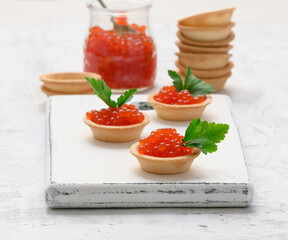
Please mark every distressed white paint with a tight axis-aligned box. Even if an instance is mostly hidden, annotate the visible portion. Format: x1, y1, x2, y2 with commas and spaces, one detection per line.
1, 21, 288, 239
46, 95, 252, 208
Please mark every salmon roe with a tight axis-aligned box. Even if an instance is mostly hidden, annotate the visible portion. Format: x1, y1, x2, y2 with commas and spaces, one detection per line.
154, 86, 206, 105
86, 104, 144, 126
139, 128, 193, 157
84, 25, 156, 89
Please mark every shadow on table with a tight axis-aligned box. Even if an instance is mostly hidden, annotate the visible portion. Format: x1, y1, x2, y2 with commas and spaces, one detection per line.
46, 206, 255, 217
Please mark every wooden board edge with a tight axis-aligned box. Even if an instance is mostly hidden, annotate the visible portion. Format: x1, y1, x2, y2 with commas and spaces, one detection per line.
45, 182, 253, 208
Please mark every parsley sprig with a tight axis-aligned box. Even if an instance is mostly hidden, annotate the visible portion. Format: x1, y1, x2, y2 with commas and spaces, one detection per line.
182, 118, 229, 155
168, 67, 215, 97
85, 77, 137, 108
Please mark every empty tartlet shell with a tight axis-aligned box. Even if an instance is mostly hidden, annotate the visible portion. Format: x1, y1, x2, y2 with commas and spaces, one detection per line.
177, 70, 232, 92
175, 60, 234, 78
175, 40, 233, 54
178, 8, 236, 27
176, 52, 232, 70
176, 30, 235, 47
130, 142, 201, 174
40, 72, 101, 94
199, 72, 232, 91
83, 113, 150, 143
178, 22, 235, 42
41, 85, 93, 97
148, 92, 212, 121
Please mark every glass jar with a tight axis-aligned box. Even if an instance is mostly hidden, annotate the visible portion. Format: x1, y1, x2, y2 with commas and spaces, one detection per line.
84, 0, 157, 92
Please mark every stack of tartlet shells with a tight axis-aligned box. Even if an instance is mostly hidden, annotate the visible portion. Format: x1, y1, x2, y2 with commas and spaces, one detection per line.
176, 8, 235, 91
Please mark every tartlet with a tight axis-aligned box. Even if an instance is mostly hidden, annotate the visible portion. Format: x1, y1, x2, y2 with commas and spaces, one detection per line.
40, 72, 100, 94
196, 72, 232, 92
84, 113, 150, 143
178, 8, 236, 27
40, 85, 93, 97
176, 30, 235, 47
148, 67, 214, 121
175, 59, 234, 79
178, 22, 235, 42
148, 92, 212, 121
130, 119, 229, 175
130, 142, 201, 174
84, 77, 150, 142
177, 71, 232, 92
176, 52, 232, 70
175, 40, 233, 54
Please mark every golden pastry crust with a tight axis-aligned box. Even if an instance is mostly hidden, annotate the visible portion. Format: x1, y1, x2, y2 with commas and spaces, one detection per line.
83, 113, 150, 143
175, 40, 233, 54
40, 85, 93, 97
148, 92, 213, 121
178, 22, 235, 42
176, 70, 232, 92
130, 142, 201, 174
40, 72, 101, 94
178, 8, 236, 27
176, 30, 235, 47
175, 60, 234, 79
176, 52, 232, 70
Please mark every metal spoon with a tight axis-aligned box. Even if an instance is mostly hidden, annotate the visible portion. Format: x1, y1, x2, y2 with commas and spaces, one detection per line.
97, 0, 138, 35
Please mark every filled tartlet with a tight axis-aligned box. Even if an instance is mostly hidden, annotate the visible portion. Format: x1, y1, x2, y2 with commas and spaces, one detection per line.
148, 67, 215, 121
130, 118, 229, 174
84, 78, 150, 142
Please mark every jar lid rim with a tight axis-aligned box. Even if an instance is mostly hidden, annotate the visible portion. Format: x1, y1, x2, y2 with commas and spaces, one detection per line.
87, 0, 152, 12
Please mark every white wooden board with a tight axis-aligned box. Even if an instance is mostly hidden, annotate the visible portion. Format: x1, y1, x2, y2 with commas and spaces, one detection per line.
45, 94, 253, 208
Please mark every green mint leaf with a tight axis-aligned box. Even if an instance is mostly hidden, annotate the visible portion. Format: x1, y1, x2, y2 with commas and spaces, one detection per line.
168, 70, 184, 91
184, 67, 215, 97
85, 77, 117, 107
182, 118, 229, 155
116, 88, 137, 107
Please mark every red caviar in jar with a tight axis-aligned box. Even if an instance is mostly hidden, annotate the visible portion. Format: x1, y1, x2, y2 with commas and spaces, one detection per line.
86, 104, 144, 126
139, 128, 193, 157
153, 86, 206, 105
84, 25, 156, 89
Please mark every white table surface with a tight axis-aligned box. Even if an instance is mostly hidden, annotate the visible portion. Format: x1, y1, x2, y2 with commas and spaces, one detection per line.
0, 19, 288, 239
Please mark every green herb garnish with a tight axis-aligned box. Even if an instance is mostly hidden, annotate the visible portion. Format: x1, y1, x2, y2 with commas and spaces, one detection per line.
168, 67, 215, 97
182, 118, 229, 155
85, 77, 137, 108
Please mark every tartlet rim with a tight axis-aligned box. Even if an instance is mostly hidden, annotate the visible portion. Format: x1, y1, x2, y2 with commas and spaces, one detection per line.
148, 92, 213, 109
176, 30, 235, 45
177, 22, 235, 31
40, 72, 101, 84
178, 7, 236, 26
83, 112, 151, 130
175, 52, 232, 59
130, 142, 201, 162
175, 59, 234, 74
175, 40, 233, 51
176, 70, 232, 82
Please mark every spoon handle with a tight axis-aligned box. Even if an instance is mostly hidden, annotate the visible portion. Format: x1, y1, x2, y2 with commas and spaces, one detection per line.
96, 0, 138, 35
97, 0, 107, 9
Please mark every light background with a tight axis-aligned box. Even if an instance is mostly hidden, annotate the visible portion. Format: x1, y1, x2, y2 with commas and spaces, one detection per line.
1, 0, 288, 239
1, 0, 288, 27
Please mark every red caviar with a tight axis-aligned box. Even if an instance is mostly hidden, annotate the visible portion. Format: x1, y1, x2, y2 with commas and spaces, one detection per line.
139, 128, 193, 157
84, 25, 156, 89
86, 104, 144, 126
114, 15, 147, 32
154, 86, 206, 105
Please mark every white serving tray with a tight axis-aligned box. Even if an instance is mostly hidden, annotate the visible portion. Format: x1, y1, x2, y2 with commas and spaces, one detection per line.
45, 94, 253, 208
